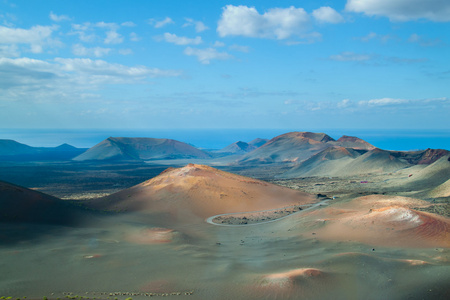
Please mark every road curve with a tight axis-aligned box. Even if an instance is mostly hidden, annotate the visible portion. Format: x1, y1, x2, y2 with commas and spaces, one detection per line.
205, 200, 330, 227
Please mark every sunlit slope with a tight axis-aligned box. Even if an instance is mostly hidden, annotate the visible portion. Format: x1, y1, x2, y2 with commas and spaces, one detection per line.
329, 135, 376, 150
388, 154, 450, 191
279, 147, 410, 178
90, 164, 317, 223
73, 137, 210, 161
430, 179, 450, 198
238, 132, 375, 165
238, 132, 335, 164
298, 195, 450, 248
277, 146, 360, 178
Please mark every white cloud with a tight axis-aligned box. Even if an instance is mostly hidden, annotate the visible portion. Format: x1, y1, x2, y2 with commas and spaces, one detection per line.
129, 32, 141, 42
361, 32, 377, 41
150, 17, 174, 28
121, 21, 136, 27
72, 23, 90, 31
0, 44, 19, 57
408, 33, 443, 47
119, 49, 133, 55
213, 41, 225, 47
360, 98, 408, 106
337, 99, 352, 108
346, 0, 450, 22
217, 5, 310, 40
0, 25, 58, 54
355, 97, 450, 109
286, 97, 450, 113
184, 47, 233, 64
229, 44, 249, 53
70, 22, 125, 44
183, 18, 208, 32
95, 22, 119, 30
104, 30, 123, 44
0, 57, 182, 103
162, 32, 202, 45
49, 11, 72, 22
0, 25, 55, 44
54, 58, 181, 78
72, 44, 111, 57
312, 7, 344, 23
71, 23, 97, 42
329, 51, 372, 61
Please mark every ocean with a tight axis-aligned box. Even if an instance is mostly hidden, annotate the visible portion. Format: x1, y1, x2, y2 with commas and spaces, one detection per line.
0, 128, 449, 151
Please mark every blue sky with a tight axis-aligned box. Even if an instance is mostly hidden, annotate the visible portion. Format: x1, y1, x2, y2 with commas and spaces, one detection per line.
0, 0, 449, 130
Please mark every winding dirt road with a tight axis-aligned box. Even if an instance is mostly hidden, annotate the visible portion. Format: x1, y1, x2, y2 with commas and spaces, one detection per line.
205, 199, 330, 227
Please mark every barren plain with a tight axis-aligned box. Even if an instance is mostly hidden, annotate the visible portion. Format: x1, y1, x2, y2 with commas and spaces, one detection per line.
0, 132, 449, 300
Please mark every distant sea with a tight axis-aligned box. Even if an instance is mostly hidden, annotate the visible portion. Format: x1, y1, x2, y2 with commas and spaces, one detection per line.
0, 128, 449, 151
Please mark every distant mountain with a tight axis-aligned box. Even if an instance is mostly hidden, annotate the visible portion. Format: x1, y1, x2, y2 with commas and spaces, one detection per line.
237, 132, 336, 165
0, 139, 86, 161
278, 147, 410, 178
54, 143, 79, 151
73, 137, 211, 161
215, 141, 257, 154
343, 148, 411, 174
277, 146, 360, 178
331, 135, 375, 150
88, 164, 316, 225
0, 139, 35, 156
390, 148, 449, 165
248, 138, 269, 148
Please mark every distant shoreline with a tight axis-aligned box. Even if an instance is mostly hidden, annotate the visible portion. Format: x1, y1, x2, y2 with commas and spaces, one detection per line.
1, 128, 449, 151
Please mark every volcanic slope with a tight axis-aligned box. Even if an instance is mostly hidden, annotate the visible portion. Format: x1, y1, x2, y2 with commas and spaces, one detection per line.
279, 147, 410, 178
277, 146, 361, 178
430, 179, 450, 198
0, 180, 88, 225
248, 138, 269, 148
297, 195, 450, 248
329, 135, 375, 150
238, 132, 375, 165
387, 154, 450, 192
0, 139, 86, 160
73, 137, 210, 161
238, 132, 335, 164
90, 164, 317, 225
0, 139, 35, 155
215, 141, 257, 154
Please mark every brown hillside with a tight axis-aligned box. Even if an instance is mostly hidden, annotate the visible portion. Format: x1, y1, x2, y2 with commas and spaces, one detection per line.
302, 195, 450, 248
0, 181, 86, 225
238, 132, 335, 164
90, 164, 316, 225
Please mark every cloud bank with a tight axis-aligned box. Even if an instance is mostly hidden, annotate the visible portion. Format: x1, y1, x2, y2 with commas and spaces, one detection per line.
346, 0, 450, 22
184, 47, 233, 64
312, 7, 345, 23
217, 5, 310, 40
0, 57, 182, 103
163, 33, 202, 45
0, 25, 58, 54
